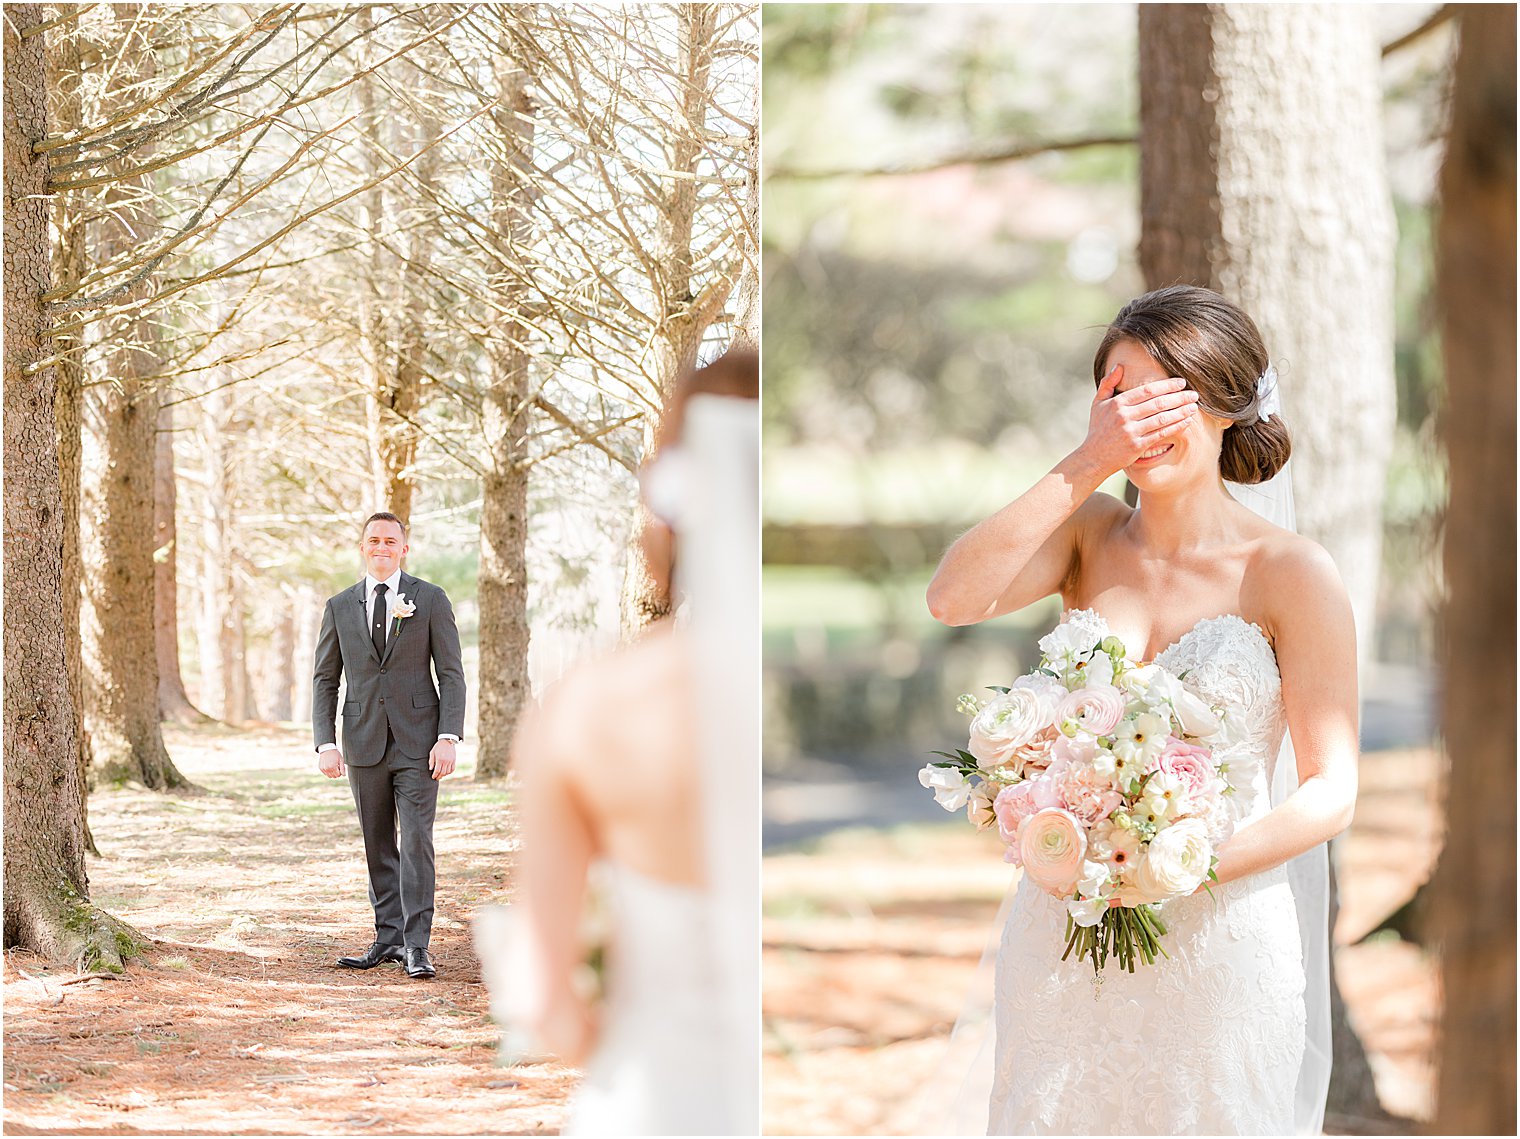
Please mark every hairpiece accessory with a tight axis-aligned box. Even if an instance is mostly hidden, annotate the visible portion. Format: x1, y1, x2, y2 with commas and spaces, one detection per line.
1256, 364, 1281, 424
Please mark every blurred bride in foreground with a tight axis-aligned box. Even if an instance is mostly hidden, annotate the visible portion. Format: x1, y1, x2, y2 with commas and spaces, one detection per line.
480, 349, 758, 1136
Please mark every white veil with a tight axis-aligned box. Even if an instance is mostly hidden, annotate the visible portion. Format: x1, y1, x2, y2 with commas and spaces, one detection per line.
677, 393, 762, 1134
910, 457, 1331, 1136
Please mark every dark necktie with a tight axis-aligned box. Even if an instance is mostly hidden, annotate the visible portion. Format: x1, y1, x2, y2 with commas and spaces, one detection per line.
372, 583, 388, 657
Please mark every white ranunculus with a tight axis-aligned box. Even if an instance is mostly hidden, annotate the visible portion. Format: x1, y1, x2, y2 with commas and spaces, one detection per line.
919, 764, 971, 811
1134, 818, 1213, 900
968, 689, 1045, 765
1011, 672, 1067, 727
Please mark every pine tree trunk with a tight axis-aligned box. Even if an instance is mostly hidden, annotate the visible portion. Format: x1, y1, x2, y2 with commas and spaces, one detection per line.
196, 380, 233, 720
155, 399, 208, 723
264, 597, 296, 723
474, 53, 536, 781
620, 5, 728, 634
81, 324, 187, 786
1431, 7, 1517, 1134
47, 29, 97, 851
1137, 5, 1395, 1123
3, 4, 134, 967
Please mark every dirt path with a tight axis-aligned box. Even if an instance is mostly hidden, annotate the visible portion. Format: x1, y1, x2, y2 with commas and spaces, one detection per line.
3, 723, 574, 1136
763, 747, 1443, 1136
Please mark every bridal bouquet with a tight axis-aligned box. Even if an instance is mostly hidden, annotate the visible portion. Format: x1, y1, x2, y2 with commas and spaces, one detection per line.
919, 626, 1237, 974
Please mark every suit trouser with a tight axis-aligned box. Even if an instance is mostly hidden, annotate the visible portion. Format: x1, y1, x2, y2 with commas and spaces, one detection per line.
347, 735, 439, 948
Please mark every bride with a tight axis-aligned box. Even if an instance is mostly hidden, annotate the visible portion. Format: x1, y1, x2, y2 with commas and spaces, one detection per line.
926, 285, 1358, 1135
504, 349, 758, 1136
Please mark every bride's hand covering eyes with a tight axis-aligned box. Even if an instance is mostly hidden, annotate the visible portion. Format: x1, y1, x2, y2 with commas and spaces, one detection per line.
1079, 365, 1201, 477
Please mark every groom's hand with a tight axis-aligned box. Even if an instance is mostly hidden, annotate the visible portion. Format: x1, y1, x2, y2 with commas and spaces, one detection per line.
318, 748, 346, 779
429, 739, 457, 781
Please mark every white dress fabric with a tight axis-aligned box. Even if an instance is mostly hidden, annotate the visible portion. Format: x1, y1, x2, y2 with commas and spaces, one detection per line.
988, 608, 1308, 1135
564, 862, 734, 1136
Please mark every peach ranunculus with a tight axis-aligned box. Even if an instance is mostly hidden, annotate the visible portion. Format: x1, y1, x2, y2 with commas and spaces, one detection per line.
1019, 808, 1088, 896
1149, 738, 1218, 798
1056, 684, 1126, 737
968, 689, 1047, 766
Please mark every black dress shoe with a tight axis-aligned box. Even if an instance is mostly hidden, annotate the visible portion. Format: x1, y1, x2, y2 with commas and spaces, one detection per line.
337, 942, 405, 969
404, 947, 436, 979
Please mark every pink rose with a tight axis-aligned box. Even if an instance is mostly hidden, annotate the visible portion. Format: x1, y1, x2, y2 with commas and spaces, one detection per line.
1056, 684, 1126, 736
1019, 807, 1088, 896
1150, 738, 1216, 797
992, 779, 1056, 852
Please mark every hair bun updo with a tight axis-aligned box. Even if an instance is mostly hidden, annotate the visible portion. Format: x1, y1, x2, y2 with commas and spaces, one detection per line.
1093, 285, 1292, 485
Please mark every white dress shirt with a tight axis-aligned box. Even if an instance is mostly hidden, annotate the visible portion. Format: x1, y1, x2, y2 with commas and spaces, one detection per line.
316, 570, 459, 753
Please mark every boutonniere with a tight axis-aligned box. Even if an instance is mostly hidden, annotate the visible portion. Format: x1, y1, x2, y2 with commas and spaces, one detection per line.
392, 593, 416, 637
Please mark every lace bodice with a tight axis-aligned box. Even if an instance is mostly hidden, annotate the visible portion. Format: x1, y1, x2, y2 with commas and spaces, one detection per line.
1061, 607, 1287, 821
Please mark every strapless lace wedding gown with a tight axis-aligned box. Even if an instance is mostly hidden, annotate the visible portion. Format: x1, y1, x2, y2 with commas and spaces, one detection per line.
565, 863, 734, 1136
988, 609, 1307, 1135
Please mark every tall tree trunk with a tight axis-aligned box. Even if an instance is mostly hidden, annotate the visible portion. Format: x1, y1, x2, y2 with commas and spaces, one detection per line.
1137, 5, 1395, 1123
1431, 6, 1516, 1135
155, 399, 209, 722
475, 53, 537, 781
4, 4, 134, 967
73, 5, 187, 789
195, 379, 234, 721
620, 5, 731, 634
47, 25, 97, 851
264, 592, 296, 722
291, 586, 321, 731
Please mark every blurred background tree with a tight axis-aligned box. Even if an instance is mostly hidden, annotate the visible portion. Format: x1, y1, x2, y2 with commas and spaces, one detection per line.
761, 4, 1482, 1133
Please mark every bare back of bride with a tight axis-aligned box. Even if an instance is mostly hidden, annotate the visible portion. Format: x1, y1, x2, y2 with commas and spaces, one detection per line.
926, 286, 1359, 1135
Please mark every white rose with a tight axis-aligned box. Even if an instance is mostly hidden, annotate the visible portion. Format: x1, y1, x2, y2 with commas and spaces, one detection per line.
968, 689, 1045, 765
1134, 818, 1213, 900
918, 764, 970, 811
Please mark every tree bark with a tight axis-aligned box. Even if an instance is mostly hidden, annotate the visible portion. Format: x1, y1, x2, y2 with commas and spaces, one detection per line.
155, 398, 209, 722
474, 50, 537, 781
4, 3, 135, 968
195, 378, 234, 721
620, 5, 731, 634
47, 23, 97, 851
1431, 6, 1517, 1135
1137, 4, 1396, 1122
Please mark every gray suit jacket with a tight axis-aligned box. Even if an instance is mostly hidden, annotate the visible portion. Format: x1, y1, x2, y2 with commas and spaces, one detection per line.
312, 571, 467, 765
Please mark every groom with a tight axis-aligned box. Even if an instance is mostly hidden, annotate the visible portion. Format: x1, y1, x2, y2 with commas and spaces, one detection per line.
312, 511, 466, 980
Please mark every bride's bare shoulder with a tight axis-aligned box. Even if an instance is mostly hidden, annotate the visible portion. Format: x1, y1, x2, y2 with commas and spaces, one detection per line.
515, 622, 690, 771
1248, 529, 1352, 635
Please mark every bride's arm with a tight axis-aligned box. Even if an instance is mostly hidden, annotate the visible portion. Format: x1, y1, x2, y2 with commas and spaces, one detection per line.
1209, 540, 1360, 886
926, 366, 1199, 625
513, 692, 600, 1066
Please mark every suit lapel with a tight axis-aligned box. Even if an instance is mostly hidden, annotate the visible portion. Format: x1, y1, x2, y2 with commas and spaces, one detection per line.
348, 581, 383, 665
380, 573, 414, 665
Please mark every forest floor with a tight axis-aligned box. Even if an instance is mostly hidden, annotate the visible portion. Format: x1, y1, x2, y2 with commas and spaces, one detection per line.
763, 746, 1443, 1136
3, 723, 572, 1136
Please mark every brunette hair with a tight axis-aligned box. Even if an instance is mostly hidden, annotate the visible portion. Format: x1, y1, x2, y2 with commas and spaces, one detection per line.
361, 511, 408, 539
1092, 285, 1291, 484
